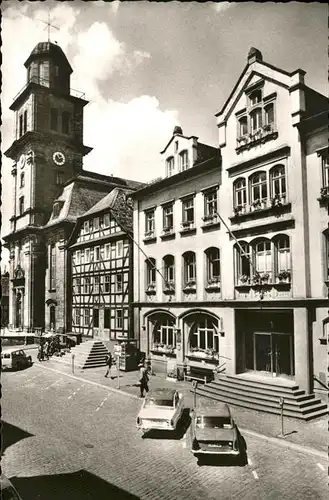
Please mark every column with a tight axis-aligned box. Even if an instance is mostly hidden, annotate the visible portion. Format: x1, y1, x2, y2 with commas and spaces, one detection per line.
222, 308, 236, 375
293, 308, 311, 394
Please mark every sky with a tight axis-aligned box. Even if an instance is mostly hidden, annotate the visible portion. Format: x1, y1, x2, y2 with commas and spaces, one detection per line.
1, 0, 328, 268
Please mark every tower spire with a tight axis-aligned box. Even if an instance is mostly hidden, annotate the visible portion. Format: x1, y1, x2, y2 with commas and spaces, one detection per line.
38, 10, 59, 42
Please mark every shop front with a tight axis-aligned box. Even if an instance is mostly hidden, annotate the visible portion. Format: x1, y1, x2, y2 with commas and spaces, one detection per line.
236, 310, 295, 380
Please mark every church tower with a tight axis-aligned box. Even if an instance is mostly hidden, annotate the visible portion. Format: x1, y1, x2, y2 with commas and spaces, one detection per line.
4, 41, 92, 331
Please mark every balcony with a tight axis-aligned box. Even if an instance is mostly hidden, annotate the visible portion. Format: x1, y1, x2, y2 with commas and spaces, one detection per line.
179, 221, 196, 236
236, 123, 278, 154
12, 76, 86, 102
230, 195, 291, 223
143, 230, 156, 244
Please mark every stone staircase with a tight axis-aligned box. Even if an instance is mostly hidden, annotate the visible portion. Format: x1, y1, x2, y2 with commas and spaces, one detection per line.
69, 340, 109, 369
193, 374, 328, 421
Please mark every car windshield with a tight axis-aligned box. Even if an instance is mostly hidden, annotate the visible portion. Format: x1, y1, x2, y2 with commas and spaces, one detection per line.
196, 416, 232, 429
144, 398, 173, 408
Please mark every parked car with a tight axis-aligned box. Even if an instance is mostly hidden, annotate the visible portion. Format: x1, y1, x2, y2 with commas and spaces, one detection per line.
1, 348, 32, 371
0, 474, 22, 500
136, 388, 184, 433
190, 403, 240, 457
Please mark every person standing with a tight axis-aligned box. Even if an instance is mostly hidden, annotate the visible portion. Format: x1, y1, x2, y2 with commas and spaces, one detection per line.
104, 351, 113, 378
139, 362, 149, 398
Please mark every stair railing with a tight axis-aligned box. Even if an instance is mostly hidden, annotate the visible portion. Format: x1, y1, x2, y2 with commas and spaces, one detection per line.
313, 375, 329, 391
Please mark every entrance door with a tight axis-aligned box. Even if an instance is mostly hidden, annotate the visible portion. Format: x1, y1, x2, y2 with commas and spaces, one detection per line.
50, 306, 56, 332
273, 333, 293, 376
254, 333, 272, 373
15, 293, 22, 329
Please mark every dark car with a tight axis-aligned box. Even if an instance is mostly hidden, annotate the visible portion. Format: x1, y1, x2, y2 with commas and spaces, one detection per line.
190, 403, 240, 457
1, 348, 32, 371
0, 475, 22, 500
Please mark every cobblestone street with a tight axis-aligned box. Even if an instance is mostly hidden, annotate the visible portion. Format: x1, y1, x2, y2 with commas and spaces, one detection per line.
1, 364, 327, 500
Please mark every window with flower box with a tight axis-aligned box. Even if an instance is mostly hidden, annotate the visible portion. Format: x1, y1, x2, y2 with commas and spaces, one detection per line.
162, 203, 174, 232
181, 197, 195, 229
270, 165, 286, 204
250, 108, 262, 133
203, 189, 218, 224
233, 178, 247, 214
189, 317, 219, 357
276, 236, 291, 280
145, 209, 155, 238
205, 247, 221, 288
250, 171, 267, 209
153, 318, 176, 353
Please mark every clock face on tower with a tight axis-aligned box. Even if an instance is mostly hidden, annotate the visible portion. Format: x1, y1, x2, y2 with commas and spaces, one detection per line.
52, 151, 66, 166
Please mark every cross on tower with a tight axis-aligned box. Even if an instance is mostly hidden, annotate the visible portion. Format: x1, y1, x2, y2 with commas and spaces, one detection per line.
38, 11, 59, 42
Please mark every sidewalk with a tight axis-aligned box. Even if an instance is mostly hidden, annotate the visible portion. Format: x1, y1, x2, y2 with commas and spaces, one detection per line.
36, 356, 327, 458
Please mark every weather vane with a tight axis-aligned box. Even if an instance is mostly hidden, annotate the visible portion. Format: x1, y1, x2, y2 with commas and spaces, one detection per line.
38, 10, 59, 42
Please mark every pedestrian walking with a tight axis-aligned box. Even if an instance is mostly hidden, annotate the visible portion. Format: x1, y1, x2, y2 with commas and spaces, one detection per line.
37, 344, 44, 362
139, 362, 149, 398
104, 352, 113, 378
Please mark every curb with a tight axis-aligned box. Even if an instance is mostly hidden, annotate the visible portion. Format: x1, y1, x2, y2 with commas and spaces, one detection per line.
35, 363, 327, 460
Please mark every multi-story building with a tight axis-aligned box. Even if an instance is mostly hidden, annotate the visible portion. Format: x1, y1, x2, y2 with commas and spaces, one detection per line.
132, 48, 328, 407
67, 183, 142, 347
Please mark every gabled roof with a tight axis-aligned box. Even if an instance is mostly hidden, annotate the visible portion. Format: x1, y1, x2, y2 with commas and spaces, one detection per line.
160, 133, 198, 155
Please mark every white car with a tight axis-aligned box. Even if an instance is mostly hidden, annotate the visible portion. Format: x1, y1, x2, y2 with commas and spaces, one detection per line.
136, 388, 184, 433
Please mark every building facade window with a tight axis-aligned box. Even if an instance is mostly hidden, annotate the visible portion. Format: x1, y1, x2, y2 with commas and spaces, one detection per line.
23, 110, 28, 134
145, 209, 155, 237
249, 89, 262, 106
84, 309, 90, 326
116, 309, 123, 329
116, 240, 123, 258
322, 155, 329, 188
250, 171, 267, 206
204, 190, 218, 218
95, 246, 100, 261
255, 240, 272, 279
94, 276, 100, 294
20, 173, 25, 188
83, 221, 89, 234
250, 108, 262, 132
56, 172, 64, 185
74, 308, 80, 326
146, 258, 156, 287
179, 150, 188, 171
94, 217, 99, 231
163, 255, 175, 286
19, 115, 23, 137
181, 197, 194, 227
116, 273, 123, 292
153, 318, 176, 347
205, 247, 221, 284
49, 244, 56, 290
50, 108, 58, 131
183, 251, 196, 285
264, 103, 274, 127
104, 275, 110, 293
325, 232, 329, 281
270, 165, 286, 200
189, 317, 219, 352
84, 277, 91, 294
234, 178, 247, 210
104, 213, 110, 227
19, 196, 24, 215
163, 203, 174, 231
276, 235, 291, 274
166, 157, 174, 177
238, 116, 248, 137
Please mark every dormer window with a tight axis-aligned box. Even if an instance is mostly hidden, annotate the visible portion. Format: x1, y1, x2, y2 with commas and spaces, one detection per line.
179, 150, 188, 171
166, 157, 174, 177
250, 108, 262, 132
53, 201, 64, 218
174, 140, 178, 153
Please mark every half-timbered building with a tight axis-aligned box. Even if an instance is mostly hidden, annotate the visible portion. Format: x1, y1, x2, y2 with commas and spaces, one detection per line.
68, 187, 137, 347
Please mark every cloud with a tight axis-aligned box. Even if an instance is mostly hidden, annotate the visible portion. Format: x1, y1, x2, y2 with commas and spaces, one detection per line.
83, 95, 179, 182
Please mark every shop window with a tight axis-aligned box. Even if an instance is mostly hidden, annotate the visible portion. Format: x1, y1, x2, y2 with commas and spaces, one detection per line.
183, 251, 196, 286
